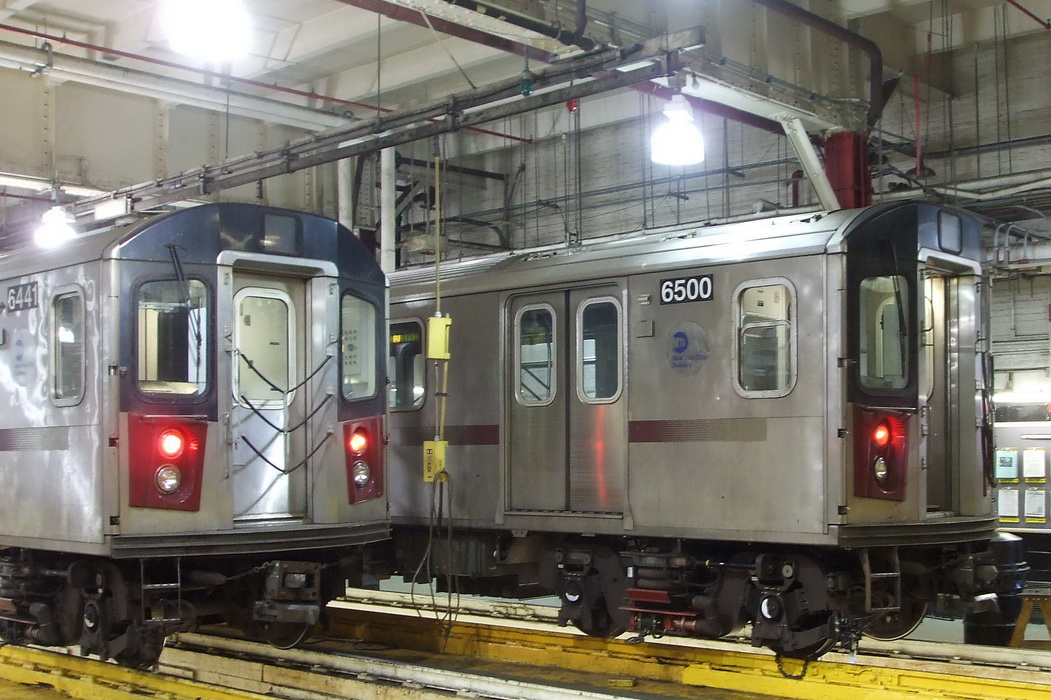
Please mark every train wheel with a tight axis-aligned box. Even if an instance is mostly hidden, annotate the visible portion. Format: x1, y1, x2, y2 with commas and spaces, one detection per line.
114, 642, 162, 670
864, 599, 928, 641
571, 595, 625, 638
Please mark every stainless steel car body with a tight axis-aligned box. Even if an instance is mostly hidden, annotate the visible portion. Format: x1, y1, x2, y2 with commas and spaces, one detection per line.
389, 205, 994, 546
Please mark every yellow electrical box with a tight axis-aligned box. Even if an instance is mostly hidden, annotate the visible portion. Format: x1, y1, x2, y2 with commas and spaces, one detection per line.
423, 440, 447, 482
427, 315, 452, 360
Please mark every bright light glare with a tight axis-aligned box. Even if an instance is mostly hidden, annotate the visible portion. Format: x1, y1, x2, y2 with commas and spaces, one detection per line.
34, 206, 76, 249
650, 94, 705, 166
162, 0, 252, 62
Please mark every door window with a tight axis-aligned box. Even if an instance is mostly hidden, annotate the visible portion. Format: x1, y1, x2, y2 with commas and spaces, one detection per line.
516, 305, 555, 406
578, 298, 621, 403
236, 291, 292, 406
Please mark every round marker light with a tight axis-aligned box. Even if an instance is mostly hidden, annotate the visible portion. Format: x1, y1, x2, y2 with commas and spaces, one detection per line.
352, 461, 371, 488
158, 429, 185, 459
873, 423, 891, 448
348, 429, 368, 455
759, 595, 783, 621
873, 456, 889, 484
155, 465, 182, 494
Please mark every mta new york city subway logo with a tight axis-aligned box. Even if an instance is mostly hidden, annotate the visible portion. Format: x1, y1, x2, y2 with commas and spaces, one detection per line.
667, 322, 710, 376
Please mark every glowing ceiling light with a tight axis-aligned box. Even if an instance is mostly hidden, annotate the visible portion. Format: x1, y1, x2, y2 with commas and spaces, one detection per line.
650, 94, 705, 167
34, 206, 76, 249
162, 0, 252, 62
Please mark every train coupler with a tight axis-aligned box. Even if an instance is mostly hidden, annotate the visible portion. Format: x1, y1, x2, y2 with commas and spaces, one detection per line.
252, 561, 322, 625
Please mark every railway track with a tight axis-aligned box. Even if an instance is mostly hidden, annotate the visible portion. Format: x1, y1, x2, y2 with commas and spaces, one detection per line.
1, 591, 1050, 699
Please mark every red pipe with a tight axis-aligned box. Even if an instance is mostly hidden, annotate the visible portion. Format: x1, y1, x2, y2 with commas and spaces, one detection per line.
1005, 0, 1051, 29
337, 0, 556, 62
0, 22, 532, 144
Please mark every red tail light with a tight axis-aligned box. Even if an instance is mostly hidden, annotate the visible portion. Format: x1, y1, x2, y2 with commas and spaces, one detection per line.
128, 414, 208, 511
854, 409, 908, 501
348, 429, 368, 455
873, 423, 890, 448
158, 429, 186, 459
343, 417, 383, 504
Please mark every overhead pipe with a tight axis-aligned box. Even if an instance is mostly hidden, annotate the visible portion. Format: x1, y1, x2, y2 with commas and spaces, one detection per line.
440, 0, 595, 51
0, 22, 531, 144
0, 38, 347, 131
336, 0, 555, 62
345, 0, 784, 136
752, 0, 887, 127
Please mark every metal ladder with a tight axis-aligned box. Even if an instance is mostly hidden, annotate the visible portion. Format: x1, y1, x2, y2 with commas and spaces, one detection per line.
139, 558, 185, 625
861, 547, 901, 613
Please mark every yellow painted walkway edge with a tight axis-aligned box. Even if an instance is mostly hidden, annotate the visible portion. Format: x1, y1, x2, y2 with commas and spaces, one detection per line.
332, 606, 1051, 700
683, 651, 1051, 700
0, 645, 269, 700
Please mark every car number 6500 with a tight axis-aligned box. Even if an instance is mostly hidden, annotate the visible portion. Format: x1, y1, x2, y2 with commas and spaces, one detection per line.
659, 275, 713, 304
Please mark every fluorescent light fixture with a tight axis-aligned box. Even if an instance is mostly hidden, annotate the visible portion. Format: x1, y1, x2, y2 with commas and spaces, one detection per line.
94, 197, 130, 221
162, 0, 252, 62
34, 206, 77, 249
0, 173, 50, 192
650, 94, 705, 166
0, 173, 107, 197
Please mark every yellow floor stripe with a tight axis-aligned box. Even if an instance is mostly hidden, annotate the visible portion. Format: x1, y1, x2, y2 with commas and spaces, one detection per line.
0, 645, 270, 700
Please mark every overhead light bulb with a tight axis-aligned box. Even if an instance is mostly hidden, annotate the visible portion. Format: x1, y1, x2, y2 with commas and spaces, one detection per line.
650, 94, 705, 166
162, 0, 252, 62
34, 206, 76, 249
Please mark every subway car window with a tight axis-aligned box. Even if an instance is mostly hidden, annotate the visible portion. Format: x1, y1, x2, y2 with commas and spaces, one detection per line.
517, 306, 555, 405
858, 275, 909, 390
389, 321, 424, 410
341, 293, 377, 400
737, 283, 793, 394
137, 279, 209, 396
237, 292, 291, 404
53, 292, 84, 401
579, 299, 621, 402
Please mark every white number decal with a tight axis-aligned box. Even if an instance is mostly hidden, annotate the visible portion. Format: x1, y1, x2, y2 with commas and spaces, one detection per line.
659, 275, 713, 304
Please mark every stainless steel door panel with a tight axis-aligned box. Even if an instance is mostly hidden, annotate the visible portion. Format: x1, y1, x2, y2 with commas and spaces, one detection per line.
508, 293, 566, 511
506, 287, 625, 514
567, 288, 625, 513
231, 275, 307, 520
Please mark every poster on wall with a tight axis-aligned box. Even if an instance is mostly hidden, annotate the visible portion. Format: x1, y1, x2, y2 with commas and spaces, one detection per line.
996, 449, 1019, 481
1024, 448, 1047, 481
999, 487, 1020, 522
1025, 488, 1047, 524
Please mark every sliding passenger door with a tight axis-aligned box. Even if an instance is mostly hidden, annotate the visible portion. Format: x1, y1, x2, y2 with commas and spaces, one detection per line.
507, 286, 625, 514
230, 272, 308, 521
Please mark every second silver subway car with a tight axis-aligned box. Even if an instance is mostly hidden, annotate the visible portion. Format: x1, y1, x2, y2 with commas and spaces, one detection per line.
388, 202, 998, 658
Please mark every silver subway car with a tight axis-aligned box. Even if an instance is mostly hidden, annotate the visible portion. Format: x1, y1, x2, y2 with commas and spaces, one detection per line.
0, 203, 387, 665
388, 202, 998, 658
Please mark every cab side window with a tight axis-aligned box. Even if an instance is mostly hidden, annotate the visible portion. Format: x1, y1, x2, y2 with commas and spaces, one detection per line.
389, 320, 424, 410
340, 293, 378, 401
137, 279, 209, 396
